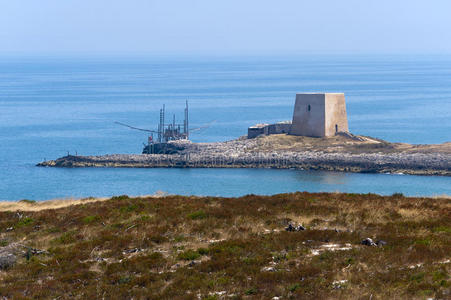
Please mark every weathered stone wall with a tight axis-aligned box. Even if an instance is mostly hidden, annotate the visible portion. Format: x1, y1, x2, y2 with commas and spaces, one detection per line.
290, 93, 326, 137
248, 127, 266, 139
267, 123, 292, 135
290, 93, 348, 137
325, 93, 349, 136
248, 122, 291, 139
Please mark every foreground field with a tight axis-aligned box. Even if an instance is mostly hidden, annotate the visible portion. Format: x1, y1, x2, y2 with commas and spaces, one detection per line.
0, 193, 450, 299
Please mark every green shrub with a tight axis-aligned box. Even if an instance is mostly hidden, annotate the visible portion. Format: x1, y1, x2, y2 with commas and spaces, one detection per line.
177, 249, 201, 261
415, 239, 431, 246
150, 235, 167, 244
391, 192, 404, 198
197, 248, 209, 255
418, 289, 434, 297
46, 227, 61, 233
118, 276, 131, 284
174, 235, 185, 242
439, 280, 450, 287
187, 210, 207, 220
244, 288, 257, 295
17, 217, 34, 227
432, 270, 448, 282
139, 215, 152, 222
111, 195, 129, 201
18, 199, 36, 204
148, 252, 163, 260
288, 283, 301, 292
345, 257, 355, 265
410, 272, 425, 283
82, 215, 99, 224
120, 204, 138, 213
52, 231, 76, 245
432, 226, 451, 233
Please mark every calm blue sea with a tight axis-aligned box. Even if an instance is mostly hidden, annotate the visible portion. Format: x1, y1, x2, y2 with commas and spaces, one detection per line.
0, 55, 450, 200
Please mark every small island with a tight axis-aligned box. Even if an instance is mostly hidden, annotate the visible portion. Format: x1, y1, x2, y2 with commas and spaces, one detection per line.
38, 134, 451, 176
37, 93, 451, 176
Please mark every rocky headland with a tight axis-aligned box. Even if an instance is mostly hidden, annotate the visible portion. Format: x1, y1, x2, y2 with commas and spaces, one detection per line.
37, 134, 451, 176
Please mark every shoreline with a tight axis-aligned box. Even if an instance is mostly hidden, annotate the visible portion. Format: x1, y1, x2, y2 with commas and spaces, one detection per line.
37, 134, 451, 176
1, 192, 450, 212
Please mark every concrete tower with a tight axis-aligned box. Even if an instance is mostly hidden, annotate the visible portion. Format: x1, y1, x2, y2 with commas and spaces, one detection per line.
289, 93, 348, 137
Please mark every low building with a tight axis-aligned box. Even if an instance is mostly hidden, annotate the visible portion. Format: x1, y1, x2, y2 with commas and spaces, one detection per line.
247, 121, 292, 139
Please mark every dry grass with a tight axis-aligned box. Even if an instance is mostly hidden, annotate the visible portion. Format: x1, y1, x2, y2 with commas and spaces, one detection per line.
0, 197, 110, 212
0, 191, 170, 212
246, 134, 385, 153
0, 192, 449, 299
246, 134, 451, 154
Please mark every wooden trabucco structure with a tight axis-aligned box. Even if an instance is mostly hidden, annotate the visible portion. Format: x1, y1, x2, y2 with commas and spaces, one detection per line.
156, 101, 189, 143
116, 101, 210, 154
144, 101, 190, 154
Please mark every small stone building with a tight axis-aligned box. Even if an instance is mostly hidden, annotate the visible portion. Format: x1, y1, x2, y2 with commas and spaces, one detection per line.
247, 121, 292, 139
289, 93, 348, 137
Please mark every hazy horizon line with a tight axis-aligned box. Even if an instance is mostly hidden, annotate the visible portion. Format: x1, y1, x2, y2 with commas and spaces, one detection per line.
2, 50, 451, 59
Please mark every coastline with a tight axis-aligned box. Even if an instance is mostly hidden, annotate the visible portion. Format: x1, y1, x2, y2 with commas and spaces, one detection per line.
37, 134, 451, 176
1, 192, 450, 211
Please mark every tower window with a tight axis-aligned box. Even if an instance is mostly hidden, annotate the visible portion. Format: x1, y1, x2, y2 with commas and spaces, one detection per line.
308, 104, 311, 111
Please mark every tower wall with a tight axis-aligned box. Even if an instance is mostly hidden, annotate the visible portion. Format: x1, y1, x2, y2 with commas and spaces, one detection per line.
289, 93, 348, 137
289, 93, 326, 137
325, 93, 349, 136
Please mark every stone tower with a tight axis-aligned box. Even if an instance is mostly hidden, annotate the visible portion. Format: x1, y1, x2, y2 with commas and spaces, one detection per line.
289, 93, 348, 137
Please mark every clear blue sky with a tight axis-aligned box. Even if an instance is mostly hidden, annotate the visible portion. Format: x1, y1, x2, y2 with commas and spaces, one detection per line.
1, 0, 451, 55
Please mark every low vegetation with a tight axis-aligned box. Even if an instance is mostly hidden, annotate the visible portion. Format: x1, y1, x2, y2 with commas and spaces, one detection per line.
0, 192, 450, 299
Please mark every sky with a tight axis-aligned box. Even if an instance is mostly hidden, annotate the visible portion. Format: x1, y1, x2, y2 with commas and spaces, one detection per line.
1, 0, 451, 55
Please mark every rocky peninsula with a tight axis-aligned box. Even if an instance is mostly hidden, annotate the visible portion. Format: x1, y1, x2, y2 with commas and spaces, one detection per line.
37, 134, 451, 176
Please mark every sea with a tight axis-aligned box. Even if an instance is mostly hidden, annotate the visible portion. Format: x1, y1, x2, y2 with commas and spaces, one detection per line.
0, 54, 450, 201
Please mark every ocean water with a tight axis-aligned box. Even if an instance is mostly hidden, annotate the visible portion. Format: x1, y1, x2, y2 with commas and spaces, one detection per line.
0, 54, 450, 200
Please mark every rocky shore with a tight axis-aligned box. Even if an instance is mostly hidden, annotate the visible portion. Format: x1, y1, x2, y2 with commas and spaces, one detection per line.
37, 134, 451, 176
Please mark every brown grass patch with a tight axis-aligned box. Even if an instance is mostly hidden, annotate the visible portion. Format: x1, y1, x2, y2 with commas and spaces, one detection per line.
0, 192, 449, 299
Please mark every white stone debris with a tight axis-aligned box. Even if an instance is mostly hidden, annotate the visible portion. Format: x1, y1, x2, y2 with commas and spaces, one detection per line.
332, 280, 348, 289
209, 291, 226, 296
408, 263, 423, 269
310, 243, 353, 256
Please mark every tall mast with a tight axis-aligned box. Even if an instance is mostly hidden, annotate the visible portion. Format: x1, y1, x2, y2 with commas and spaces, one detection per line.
162, 104, 165, 142
183, 104, 186, 136
158, 108, 163, 143
159, 104, 166, 143
185, 100, 189, 140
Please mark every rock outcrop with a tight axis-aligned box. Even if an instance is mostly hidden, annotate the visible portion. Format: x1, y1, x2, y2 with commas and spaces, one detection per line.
37, 134, 451, 176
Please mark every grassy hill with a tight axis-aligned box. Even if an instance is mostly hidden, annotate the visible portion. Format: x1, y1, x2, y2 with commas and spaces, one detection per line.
0, 192, 450, 299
